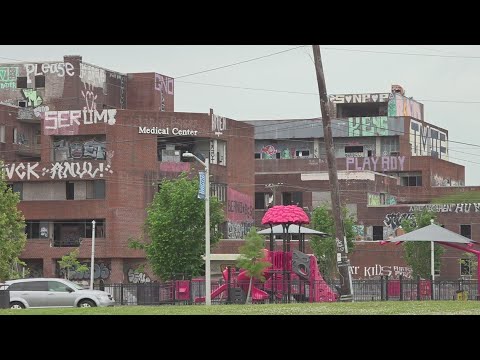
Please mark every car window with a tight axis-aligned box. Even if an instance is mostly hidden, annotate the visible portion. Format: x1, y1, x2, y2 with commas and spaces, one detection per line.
48, 281, 73, 292
22, 281, 48, 291
8, 282, 25, 291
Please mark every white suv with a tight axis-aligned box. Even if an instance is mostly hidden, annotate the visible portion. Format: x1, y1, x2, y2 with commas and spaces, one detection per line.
5, 278, 115, 309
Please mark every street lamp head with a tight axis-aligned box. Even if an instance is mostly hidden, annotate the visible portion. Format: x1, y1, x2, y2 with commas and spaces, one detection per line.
182, 152, 194, 158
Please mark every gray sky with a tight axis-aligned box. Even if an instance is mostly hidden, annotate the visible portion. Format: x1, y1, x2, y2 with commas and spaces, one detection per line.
2, 45, 479, 185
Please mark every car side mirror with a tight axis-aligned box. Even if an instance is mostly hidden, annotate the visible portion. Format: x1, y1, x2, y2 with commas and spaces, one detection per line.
67, 287, 74, 293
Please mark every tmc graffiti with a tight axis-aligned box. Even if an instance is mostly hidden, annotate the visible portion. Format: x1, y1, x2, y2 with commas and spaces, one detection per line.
2, 161, 114, 180
346, 156, 405, 172
383, 213, 416, 230
410, 119, 448, 160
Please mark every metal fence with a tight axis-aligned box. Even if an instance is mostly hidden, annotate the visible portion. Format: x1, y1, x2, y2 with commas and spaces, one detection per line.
95, 277, 479, 306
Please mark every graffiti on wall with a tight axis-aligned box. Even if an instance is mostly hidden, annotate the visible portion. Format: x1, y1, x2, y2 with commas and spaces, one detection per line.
80, 63, 106, 88
212, 113, 226, 137
81, 83, 97, 111
368, 193, 397, 206
22, 89, 43, 107
155, 73, 174, 112
34, 105, 49, 118
25, 62, 74, 84
410, 203, 480, 213
259, 144, 311, 160
348, 116, 388, 137
329, 93, 390, 104
353, 225, 365, 241
388, 93, 423, 120
410, 119, 448, 160
44, 109, 116, 135
346, 156, 405, 172
227, 188, 254, 222
25, 261, 43, 278
127, 268, 151, 284
383, 213, 416, 230
2, 161, 114, 180
0, 66, 19, 89
227, 221, 254, 239
431, 174, 463, 187
53, 137, 106, 161
59, 262, 110, 281
349, 264, 412, 279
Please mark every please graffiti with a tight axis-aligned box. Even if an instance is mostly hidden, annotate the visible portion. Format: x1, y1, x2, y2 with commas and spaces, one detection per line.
346, 156, 405, 172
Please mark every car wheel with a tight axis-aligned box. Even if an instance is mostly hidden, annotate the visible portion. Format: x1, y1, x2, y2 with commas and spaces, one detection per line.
10, 301, 25, 309
78, 299, 96, 308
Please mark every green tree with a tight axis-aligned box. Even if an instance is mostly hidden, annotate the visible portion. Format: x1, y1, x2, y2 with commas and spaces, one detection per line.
310, 204, 356, 281
0, 162, 27, 281
401, 210, 444, 279
236, 227, 271, 304
131, 173, 225, 281
58, 249, 89, 280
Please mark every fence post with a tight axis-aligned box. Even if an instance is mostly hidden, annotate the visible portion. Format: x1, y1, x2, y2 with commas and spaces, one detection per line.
416, 275, 421, 301
227, 266, 231, 304
172, 280, 176, 305
385, 275, 389, 301
380, 276, 384, 301
430, 275, 434, 300
120, 283, 124, 306
399, 275, 404, 301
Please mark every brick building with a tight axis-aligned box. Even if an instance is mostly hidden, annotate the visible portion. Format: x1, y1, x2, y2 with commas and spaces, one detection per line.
241, 84, 480, 280
0, 55, 255, 284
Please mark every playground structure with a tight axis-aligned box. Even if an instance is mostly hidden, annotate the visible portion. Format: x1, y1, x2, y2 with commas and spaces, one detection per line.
194, 205, 338, 303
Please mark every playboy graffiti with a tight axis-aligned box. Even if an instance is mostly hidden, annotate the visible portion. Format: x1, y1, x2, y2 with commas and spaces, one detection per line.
2, 161, 114, 181
346, 156, 405, 172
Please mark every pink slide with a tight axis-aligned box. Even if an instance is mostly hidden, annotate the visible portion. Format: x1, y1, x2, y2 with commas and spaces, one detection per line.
195, 283, 228, 303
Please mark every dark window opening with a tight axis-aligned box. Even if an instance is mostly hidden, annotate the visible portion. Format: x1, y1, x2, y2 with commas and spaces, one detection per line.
461, 258, 473, 276
26, 221, 40, 239
372, 226, 384, 241
48, 219, 106, 247
255, 192, 267, 209
337, 103, 385, 118
18, 100, 27, 108
368, 150, 373, 157
295, 150, 310, 158
10, 183, 23, 200
345, 146, 364, 153
460, 224, 471, 239
400, 175, 422, 187
35, 75, 45, 88
282, 192, 303, 207
16, 77, 27, 89
66, 181, 75, 200
86, 180, 105, 199
254, 153, 261, 159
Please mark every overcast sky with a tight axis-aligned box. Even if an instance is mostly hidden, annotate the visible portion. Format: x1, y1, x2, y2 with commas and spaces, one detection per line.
2, 45, 479, 185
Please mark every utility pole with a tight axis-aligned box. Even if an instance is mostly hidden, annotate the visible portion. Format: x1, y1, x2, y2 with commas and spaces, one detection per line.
312, 45, 353, 302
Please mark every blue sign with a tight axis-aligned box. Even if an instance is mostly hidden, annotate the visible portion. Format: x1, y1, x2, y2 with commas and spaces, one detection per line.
198, 171, 206, 200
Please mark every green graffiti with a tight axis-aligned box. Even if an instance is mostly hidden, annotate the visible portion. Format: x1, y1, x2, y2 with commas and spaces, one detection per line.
388, 97, 397, 116
0, 66, 19, 90
22, 89, 43, 107
348, 116, 388, 137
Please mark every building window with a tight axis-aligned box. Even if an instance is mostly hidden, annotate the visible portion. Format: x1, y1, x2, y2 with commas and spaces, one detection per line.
25, 221, 40, 239
295, 150, 310, 158
0, 125, 5, 143
254, 153, 261, 159
66, 181, 75, 200
255, 192, 272, 209
400, 175, 422, 187
372, 226, 384, 240
86, 180, 105, 199
217, 140, 227, 166
282, 192, 303, 207
35, 75, 45, 88
460, 258, 473, 277
345, 145, 364, 154
13, 128, 17, 144
16, 77, 27, 89
12, 183, 23, 200
460, 224, 471, 239
210, 183, 226, 202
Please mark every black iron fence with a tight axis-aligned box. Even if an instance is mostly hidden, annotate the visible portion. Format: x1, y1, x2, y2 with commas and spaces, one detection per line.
95, 276, 479, 306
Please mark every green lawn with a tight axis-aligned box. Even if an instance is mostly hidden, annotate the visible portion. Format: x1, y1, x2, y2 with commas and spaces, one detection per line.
0, 301, 479, 315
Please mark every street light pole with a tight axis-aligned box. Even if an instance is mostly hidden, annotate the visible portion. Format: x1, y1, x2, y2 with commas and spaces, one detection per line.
182, 152, 211, 306
90, 220, 96, 290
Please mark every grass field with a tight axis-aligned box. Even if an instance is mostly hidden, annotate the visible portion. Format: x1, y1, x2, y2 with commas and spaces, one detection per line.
0, 301, 479, 315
